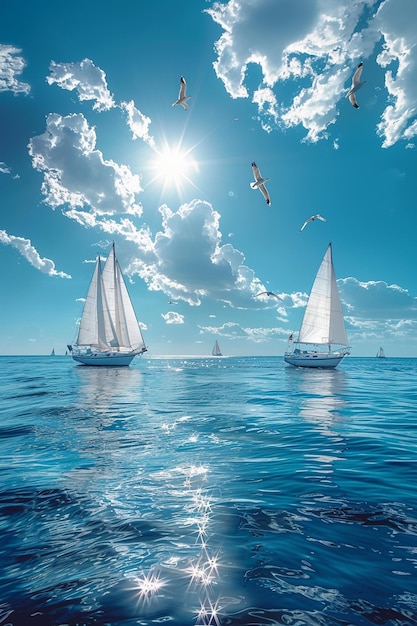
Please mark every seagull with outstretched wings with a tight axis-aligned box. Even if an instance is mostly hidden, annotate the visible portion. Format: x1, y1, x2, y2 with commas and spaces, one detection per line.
250, 161, 271, 205
347, 62, 365, 109
300, 214, 327, 232
255, 291, 281, 300
172, 76, 191, 110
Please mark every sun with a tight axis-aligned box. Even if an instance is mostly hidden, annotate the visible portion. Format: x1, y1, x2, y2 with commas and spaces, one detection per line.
148, 140, 199, 196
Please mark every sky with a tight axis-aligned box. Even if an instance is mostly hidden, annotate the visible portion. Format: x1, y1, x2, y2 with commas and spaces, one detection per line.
1, 0, 416, 358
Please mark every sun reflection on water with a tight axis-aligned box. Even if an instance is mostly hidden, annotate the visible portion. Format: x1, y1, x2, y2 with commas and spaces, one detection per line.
125, 461, 225, 624
183, 465, 225, 625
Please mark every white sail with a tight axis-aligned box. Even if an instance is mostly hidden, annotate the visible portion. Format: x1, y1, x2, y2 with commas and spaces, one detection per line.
72, 243, 146, 366
212, 340, 222, 356
100, 245, 145, 351
284, 243, 349, 369
298, 244, 348, 347
76, 256, 103, 348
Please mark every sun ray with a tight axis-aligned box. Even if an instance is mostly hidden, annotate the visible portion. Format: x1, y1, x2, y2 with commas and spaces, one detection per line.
147, 136, 200, 198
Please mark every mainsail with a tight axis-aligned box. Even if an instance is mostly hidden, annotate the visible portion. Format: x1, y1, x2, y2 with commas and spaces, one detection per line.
73, 244, 146, 365
284, 243, 349, 369
298, 244, 348, 348
212, 340, 222, 356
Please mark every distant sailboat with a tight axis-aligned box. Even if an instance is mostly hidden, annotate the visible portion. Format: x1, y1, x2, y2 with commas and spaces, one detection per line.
71, 243, 147, 366
50, 348, 55, 356
284, 243, 350, 368
376, 347, 386, 358
212, 340, 222, 357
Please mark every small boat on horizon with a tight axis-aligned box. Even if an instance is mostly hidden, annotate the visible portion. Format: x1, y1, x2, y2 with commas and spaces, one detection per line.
376, 347, 386, 358
212, 340, 222, 357
284, 243, 350, 369
69, 243, 147, 366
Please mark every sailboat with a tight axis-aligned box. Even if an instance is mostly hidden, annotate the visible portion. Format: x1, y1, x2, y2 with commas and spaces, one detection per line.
376, 347, 386, 358
50, 348, 55, 356
284, 243, 350, 369
70, 243, 147, 366
212, 340, 222, 357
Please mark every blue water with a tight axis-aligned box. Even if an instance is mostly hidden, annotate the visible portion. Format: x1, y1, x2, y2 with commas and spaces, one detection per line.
1, 356, 417, 626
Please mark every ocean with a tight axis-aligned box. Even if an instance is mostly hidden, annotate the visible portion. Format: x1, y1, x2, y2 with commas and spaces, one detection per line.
1, 355, 416, 626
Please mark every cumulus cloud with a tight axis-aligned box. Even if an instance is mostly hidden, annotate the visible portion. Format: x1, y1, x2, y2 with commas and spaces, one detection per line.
338, 276, 417, 318
46, 58, 115, 111
120, 100, 155, 147
28, 112, 142, 217
0, 230, 71, 278
336, 275, 417, 348
161, 311, 185, 324
375, 0, 417, 146
0, 44, 30, 95
126, 199, 273, 306
206, 0, 417, 146
206, 0, 320, 97
55, 196, 288, 311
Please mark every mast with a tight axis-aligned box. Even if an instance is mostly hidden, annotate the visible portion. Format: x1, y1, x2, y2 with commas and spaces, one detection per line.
298, 243, 348, 347
74, 244, 146, 354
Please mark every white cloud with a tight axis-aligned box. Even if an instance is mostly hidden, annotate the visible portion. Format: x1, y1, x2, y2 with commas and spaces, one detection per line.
0, 161, 19, 179
161, 311, 185, 324
46, 58, 115, 111
0, 44, 30, 95
126, 199, 271, 306
206, 0, 320, 97
338, 276, 417, 318
198, 321, 288, 343
206, 0, 417, 146
375, 0, 417, 147
28, 113, 143, 217
120, 100, 155, 147
0, 230, 71, 278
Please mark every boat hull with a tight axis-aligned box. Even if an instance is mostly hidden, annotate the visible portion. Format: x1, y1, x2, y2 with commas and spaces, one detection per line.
72, 351, 142, 366
284, 352, 346, 369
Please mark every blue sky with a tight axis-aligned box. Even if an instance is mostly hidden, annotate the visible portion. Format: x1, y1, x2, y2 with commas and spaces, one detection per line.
1, 0, 416, 357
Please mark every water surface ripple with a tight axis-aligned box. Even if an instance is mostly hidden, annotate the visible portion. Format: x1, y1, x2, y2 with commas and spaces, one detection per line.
0, 356, 416, 625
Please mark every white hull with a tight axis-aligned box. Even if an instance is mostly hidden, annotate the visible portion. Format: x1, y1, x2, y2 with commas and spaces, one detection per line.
284, 351, 346, 369
72, 349, 145, 367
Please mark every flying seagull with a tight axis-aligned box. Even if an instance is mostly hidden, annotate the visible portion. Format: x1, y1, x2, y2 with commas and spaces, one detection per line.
300, 214, 327, 232
172, 76, 191, 110
255, 291, 281, 300
250, 161, 271, 205
347, 62, 365, 109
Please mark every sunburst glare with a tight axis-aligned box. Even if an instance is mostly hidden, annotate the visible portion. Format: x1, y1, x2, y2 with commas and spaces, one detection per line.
148, 138, 200, 197
133, 572, 165, 599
